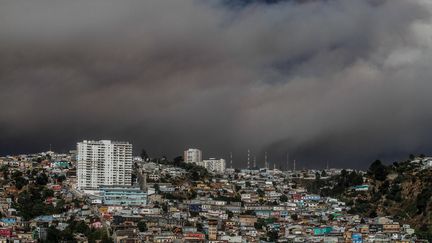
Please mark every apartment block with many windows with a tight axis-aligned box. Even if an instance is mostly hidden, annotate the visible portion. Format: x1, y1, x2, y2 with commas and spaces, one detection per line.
77, 140, 132, 190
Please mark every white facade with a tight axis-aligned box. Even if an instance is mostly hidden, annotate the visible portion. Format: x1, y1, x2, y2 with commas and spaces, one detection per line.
184, 148, 202, 164
77, 140, 132, 190
201, 158, 226, 173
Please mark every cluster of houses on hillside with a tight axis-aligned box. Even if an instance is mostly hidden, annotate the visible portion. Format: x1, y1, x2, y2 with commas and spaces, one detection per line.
0, 144, 427, 242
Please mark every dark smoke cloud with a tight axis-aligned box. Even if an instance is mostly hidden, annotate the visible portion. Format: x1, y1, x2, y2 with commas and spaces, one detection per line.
1, 0, 432, 168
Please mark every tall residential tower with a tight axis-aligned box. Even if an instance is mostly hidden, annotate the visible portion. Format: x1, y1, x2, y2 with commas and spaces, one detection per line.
77, 140, 132, 190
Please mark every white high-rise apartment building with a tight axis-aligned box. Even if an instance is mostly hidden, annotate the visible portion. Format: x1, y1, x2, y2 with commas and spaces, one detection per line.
202, 158, 226, 173
184, 148, 202, 164
77, 140, 132, 190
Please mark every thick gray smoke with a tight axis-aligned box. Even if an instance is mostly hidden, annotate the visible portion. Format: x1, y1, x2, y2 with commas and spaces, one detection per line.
1, 0, 432, 168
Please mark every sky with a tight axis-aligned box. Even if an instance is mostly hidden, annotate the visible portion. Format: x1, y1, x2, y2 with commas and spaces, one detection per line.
1, 0, 432, 168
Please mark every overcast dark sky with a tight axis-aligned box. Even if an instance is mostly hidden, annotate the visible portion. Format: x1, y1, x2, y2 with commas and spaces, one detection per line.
1, 0, 432, 168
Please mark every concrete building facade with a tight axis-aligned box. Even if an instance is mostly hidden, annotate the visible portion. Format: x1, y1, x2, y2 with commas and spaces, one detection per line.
100, 186, 147, 206
201, 158, 226, 173
184, 148, 202, 164
77, 140, 132, 190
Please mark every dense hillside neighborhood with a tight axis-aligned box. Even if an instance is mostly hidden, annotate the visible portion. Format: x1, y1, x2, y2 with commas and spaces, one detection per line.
0, 141, 429, 242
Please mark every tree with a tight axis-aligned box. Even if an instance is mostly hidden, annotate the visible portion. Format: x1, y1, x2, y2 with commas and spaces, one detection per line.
55, 199, 66, 213
12, 170, 23, 180
100, 233, 114, 243
42, 188, 54, 198
341, 169, 348, 177
137, 221, 147, 232
36, 173, 49, 185
162, 203, 168, 213
254, 218, 266, 230
196, 223, 204, 232
243, 210, 256, 216
348, 171, 363, 186
154, 184, 160, 193
267, 230, 279, 242
140, 149, 149, 161
280, 194, 288, 202
74, 221, 90, 235
321, 170, 327, 177
368, 160, 388, 181
416, 188, 432, 214
315, 172, 321, 180
191, 171, 201, 181
14, 176, 28, 190
0, 166, 9, 180
257, 189, 265, 197
46, 226, 62, 242
56, 175, 66, 183
173, 156, 183, 165
387, 184, 402, 202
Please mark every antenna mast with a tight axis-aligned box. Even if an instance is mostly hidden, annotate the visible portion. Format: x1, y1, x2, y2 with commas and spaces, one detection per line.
286, 152, 289, 171
293, 159, 296, 172
247, 149, 250, 169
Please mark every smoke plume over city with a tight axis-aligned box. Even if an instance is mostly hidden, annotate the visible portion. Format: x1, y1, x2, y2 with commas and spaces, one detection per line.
2, 0, 432, 168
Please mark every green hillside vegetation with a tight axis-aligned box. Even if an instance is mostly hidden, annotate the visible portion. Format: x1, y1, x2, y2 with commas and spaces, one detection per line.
306, 155, 432, 241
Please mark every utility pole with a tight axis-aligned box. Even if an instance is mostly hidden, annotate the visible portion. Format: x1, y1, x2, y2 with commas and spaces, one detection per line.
293, 159, 296, 172
265, 152, 268, 169
230, 152, 233, 169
